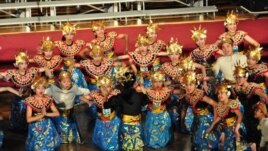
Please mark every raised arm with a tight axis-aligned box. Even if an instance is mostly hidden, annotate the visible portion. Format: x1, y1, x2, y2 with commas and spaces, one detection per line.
255, 88, 268, 104
0, 87, 20, 96
244, 35, 260, 48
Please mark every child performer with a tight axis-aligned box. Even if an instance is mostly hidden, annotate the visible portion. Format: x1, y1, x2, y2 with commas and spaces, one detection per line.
25, 77, 61, 151
253, 102, 268, 151
45, 71, 90, 144
81, 76, 121, 150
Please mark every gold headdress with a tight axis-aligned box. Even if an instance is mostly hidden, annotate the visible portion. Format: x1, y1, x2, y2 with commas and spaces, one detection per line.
136, 34, 150, 46
97, 76, 112, 87
166, 37, 183, 54
40, 36, 55, 52
191, 25, 207, 41
216, 83, 229, 94
181, 71, 197, 85
224, 10, 239, 26
89, 44, 104, 57
146, 21, 160, 35
62, 22, 77, 35
233, 65, 247, 78
181, 57, 195, 72
31, 76, 48, 90
15, 51, 29, 66
91, 21, 105, 32
64, 58, 75, 67
115, 64, 130, 80
59, 70, 71, 80
150, 71, 165, 82
246, 47, 262, 62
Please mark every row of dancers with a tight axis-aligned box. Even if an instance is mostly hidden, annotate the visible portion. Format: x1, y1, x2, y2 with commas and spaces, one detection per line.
0, 11, 267, 151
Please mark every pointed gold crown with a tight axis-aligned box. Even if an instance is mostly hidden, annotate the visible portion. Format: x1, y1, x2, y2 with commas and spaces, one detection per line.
166, 37, 183, 54
191, 25, 207, 41
181, 57, 195, 72
64, 58, 75, 67
31, 76, 48, 90
224, 10, 239, 26
136, 34, 150, 46
59, 70, 71, 80
97, 75, 112, 87
181, 71, 197, 85
150, 71, 165, 81
15, 51, 29, 66
89, 44, 104, 57
146, 21, 160, 35
216, 83, 229, 94
233, 65, 247, 78
246, 47, 262, 62
40, 36, 55, 52
91, 21, 105, 32
62, 22, 77, 35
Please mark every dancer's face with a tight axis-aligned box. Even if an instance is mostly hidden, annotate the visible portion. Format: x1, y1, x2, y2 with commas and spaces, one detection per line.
92, 55, 103, 65
35, 85, 45, 96
43, 51, 53, 59
222, 43, 233, 56
217, 92, 229, 102
152, 80, 163, 89
95, 29, 105, 37
185, 83, 196, 94
17, 61, 28, 71
247, 57, 257, 67
169, 53, 180, 62
59, 77, 72, 90
64, 33, 74, 41
195, 37, 206, 48
226, 23, 237, 33
236, 76, 246, 86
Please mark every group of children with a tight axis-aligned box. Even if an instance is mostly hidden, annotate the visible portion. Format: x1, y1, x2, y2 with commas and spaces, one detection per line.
0, 10, 267, 151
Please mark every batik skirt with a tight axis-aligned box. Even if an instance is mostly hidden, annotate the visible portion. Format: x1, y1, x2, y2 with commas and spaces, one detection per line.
144, 111, 172, 149
93, 116, 120, 150
25, 118, 61, 151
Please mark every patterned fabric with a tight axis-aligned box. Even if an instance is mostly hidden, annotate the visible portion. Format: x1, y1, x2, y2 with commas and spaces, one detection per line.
6, 67, 39, 87
191, 44, 219, 65
148, 39, 165, 53
80, 59, 113, 78
219, 30, 247, 53
92, 116, 120, 151
184, 106, 194, 132
25, 118, 61, 151
144, 111, 172, 149
33, 55, 62, 71
89, 32, 117, 52
120, 123, 144, 151
247, 63, 268, 83
55, 40, 85, 57
218, 123, 248, 151
52, 114, 81, 144
128, 49, 157, 68
191, 113, 214, 151
10, 96, 27, 130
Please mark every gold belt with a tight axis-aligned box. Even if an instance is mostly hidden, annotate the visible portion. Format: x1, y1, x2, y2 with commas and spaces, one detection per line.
225, 117, 236, 127
195, 108, 209, 116
59, 108, 74, 116
122, 114, 141, 125
151, 106, 166, 114
97, 111, 116, 121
